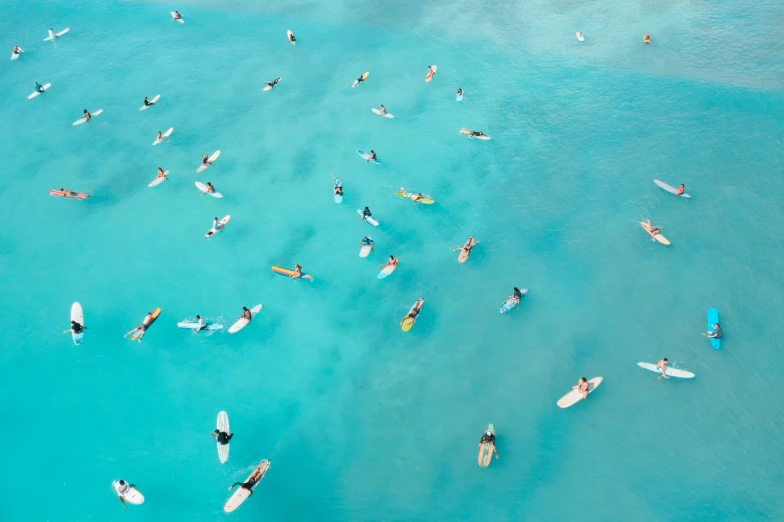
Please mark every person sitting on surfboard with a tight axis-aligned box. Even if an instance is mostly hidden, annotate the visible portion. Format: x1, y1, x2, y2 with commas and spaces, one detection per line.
334, 179, 343, 196
656, 358, 669, 379
156, 131, 166, 143
115, 480, 137, 508
212, 428, 234, 445
676, 184, 685, 196
288, 32, 296, 44
48, 28, 55, 39
291, 264, 302, 278
361, 237, 373, 248
457, 88, 464, 98
12, 45, 21, 55
361, 207, 372, 220
124, 312, 154, 341
469, 130, 485, 138
378, 105, 387, 116
707, 323, 722, 339
194, 315, 206, 330
34, 81, 44, 93
143, 96, 153, 107
509, 287, 524, 304
573, 377, 590, 399
64, 320, 85, 335
264, 78, 281, 90
82, 109, 91, 122
202, 154, 212, 167
400, 299, 424, 325
368, 150, 377, 161
172, 11, 182, 20
241, 307, 253, 321
425, 65, 435, 81
384, 256, 399, 269
156, 167, 167, 180
205, 182, 216, 195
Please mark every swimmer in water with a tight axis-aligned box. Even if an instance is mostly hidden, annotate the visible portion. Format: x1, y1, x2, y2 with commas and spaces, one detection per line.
642, 220, 663, 239
456, 88, 464, 99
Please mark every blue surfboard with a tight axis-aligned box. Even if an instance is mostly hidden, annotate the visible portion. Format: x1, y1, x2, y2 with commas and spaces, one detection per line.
357, 149, 381, 164
707, 307, 721, 349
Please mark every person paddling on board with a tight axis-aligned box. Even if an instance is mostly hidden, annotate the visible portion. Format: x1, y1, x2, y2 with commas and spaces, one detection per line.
334, 178, 343, 196
156, 167, 167, 181
573, 377, 590, 399
264, 78, 281, 90
454, 236, 478, 258
288, 32, 296, 44
172, 11, 182, 20
425, 65, 435, 82
64, 320, 86, 335
361, 236, 373, 250
34, 81, 45, 93
156, 130, 167, 143
399, 187, 424, 202
400, 299, 424, 325
355, 73, 367, 86
212, 428, 234, 445
643, 220, 662, 238
241, 306, 253, 322
115, 480, 138, 508
124, 312, 154, 342
82, 109, 92, 122
706, 322, 722, 339
360, 206, 372, 221
204, 182, 216, 195
291, 264, 303, 278
656, 358, 669, 379
479, 429, 499, 460
675, 184, 685, 196
469, 130, 486, 138
58, 188, 78, 197
228, 466, 267, 495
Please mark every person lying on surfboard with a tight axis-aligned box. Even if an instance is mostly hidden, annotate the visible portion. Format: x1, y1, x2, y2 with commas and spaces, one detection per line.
264, 78, 281, 90
676, 184, 685, 196
706, 323, 722, 339
291, 264, 302, 278
355, 73, 367, 86
400, 299, 424, 325
64, 320, 86, 335
241, 306, 253, 321
212, 428, 234, 445
657, 358, 669, 379
228, 467, 265, 495
12, 45, 21, 55
34, 81, 45, 93
573, 377, 590, 399
124, 312, 154, 341
454, 237, 478, 257
115, 480, 137, 508
643, 220, 662, 238
58, 188, 78, 197
399, 187, 425, 201
425, 65, 435, 81
334, 179, 343, 196
172, 11, 182, 20
360, 206, 372, 220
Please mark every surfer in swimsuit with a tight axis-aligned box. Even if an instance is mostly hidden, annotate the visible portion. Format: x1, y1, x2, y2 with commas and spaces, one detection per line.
156, 131, 166, 143
425, 65, 435, 81
707, 323, 722, 339
202, 154, 212, 167
643, 220, 662, 238
454, 236, 478, 257
573, 377, 590, 399
291, 264, 302, 278
656, 358, 669, 379
378, 105, 387, 115
361, 236, 373, 249
205, 182, 215, 194
241, 306, 253, 321
676, 184, 685, 196
384, 256, 399, 269
12, 45, 21, 55
355, 74, 366, 86
399, 187, 424, 201
361, 207, 372, 220
457, 88, 464, 98
82, 109, 91, 122
334, 179, 343, 196
173, 11, 182, 20
115, 480, 137, 508
156, 167, 167, 180
509, 287, 524, 304
479, 429, 499, 461
400, 299, 424, 325
288, 32, 296, 43
124, 312, 154, 341
212, 429, 234, 445
265, 78, 281, 90
368, 150, 377, 161
34, 82, 44, 93
643, 34, 651, 44
64, 320, 85, 335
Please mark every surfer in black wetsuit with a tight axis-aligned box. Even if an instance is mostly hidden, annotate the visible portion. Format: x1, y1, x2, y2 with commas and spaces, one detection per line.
34, 81, 45, 93
508, 287, 524, 305
264, 78, 281, 90
228, 463, 268, 494
469, 130, 485, 137
212, 429, 234, 445
361, 207, 372, 220
143, 96, 152, 107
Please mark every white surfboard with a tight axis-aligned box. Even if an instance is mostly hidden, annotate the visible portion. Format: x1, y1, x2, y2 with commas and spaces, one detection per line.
557, 377, 603, 408
224, 460, 270, 513
287, 30, 296, 45
639, 221, 671, 245
112, 481, 144, 505
636, 362, 695, 379
228, 304, 262, 333
72, 109, 103, 126
139, 94, 160, 111
371, 108, 394, 118
71, 302, 84, 345
44, 28, 70, 41
11, 48, 23, 61
152, 127, 173, 145
206, 215, 231, 238
377, 265, 396, 279
148, 171, 169, 187
195, 181, 223, 198
171, 12, 184, 23
28, 83, 51, 99
576, 32, 585, 42
357, 209, 379, 226
360, 238, 373, 258
196, 151, 221, 172
653, 179, 691, 198
217, 411, 230, 463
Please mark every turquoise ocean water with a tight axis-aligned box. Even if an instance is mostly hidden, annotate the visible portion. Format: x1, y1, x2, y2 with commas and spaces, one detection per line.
2, 0, 783, 519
